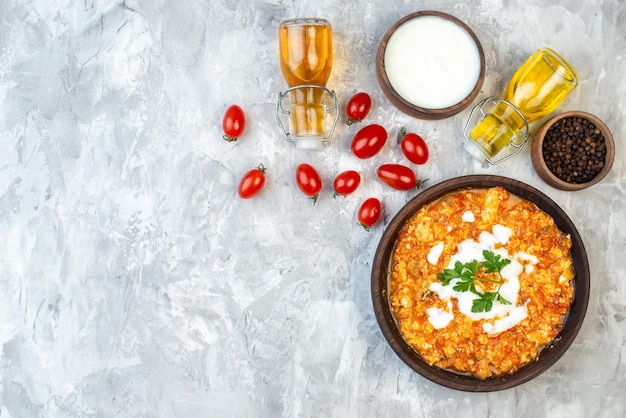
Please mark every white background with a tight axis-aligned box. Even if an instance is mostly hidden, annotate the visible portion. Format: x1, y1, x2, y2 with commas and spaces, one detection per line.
0, 0, 624, 416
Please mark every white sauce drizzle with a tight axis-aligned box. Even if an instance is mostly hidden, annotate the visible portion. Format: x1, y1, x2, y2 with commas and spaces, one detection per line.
427, 241, 444, 265
482, 302, 529, 334
426, 224, 538, 334
517, 251, 538, 275
462, 210, 475, 222
427, 307, 455, 329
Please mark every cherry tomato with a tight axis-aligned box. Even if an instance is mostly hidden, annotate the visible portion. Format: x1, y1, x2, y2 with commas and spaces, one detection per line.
346, 92, 372, 126
333, 170, 361, 197
358, 197, 382, 231
222, 104, 246, 142
400, 127, 429, 165
295, 163, 322, 204
377, 164, 428, 191
238, 164, 266, 199
351, 124, 387, 159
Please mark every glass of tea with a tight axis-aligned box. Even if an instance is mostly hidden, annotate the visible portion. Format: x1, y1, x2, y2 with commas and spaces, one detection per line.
463, 47, 578, 164
276, 18, 339, 149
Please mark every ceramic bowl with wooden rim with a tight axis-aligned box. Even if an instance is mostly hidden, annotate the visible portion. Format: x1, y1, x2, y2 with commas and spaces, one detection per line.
376, 11, 485, 120
371, 175, 590, 391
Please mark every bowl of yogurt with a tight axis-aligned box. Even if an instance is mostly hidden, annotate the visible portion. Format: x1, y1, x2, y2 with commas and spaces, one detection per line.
376, 11, 485, 119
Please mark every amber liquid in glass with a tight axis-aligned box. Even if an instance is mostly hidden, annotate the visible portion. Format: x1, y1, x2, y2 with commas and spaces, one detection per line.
279, 19, 333, 137
470, 48, 578, 157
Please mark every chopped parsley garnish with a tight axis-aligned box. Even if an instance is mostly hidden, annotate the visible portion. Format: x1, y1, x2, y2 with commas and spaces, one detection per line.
437, 250, 512, 313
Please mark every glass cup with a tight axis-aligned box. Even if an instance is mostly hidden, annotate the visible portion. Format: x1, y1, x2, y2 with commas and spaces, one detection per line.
463, 47, 578, 164
275, 18, 338, 149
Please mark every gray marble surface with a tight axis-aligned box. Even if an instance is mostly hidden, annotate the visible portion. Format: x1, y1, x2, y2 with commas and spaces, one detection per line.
0, 0, 624, 416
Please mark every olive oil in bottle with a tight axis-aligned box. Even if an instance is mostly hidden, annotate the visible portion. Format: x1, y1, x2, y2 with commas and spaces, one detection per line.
502, 48, 578, 122
468, 48, 578, 160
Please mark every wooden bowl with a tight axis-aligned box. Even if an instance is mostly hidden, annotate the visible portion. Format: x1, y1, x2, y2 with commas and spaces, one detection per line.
371, 175, 590, 392
376, 11, 485, 120
531, 111, 615, 191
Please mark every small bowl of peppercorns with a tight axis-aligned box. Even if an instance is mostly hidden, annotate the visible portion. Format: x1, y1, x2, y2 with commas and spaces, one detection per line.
531, 111, 615, 191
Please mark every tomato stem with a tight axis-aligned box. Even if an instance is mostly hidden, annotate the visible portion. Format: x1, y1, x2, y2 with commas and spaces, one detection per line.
346, 117, 360, 126
257, 163, 266, 174
416, 178, 430, 190
311, 194, 318, 205
223, 134, 238, 142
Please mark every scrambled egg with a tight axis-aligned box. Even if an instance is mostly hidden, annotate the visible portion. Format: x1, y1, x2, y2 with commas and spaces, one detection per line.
389, 187, 574, 379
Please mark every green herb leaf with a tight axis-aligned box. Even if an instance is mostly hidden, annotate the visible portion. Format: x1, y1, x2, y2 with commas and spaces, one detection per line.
497, 293, 512, 305
472, 297, 492, 313
437, 251, 512, 313
453, 278, 473, 293
464, 259, 479, 276
437, 261, 464, 285
481, 250, 511, 274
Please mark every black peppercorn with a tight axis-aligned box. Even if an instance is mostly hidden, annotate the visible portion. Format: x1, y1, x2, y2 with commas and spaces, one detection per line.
541, 116, 607, 184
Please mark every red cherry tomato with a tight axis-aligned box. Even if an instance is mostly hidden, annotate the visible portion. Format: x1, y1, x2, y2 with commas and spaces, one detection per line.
346, 92, 372, 126
400, 128, 429, 165
358, 197, 382, 231
295, 163, 322, 204
351, 124, 387, 159
377, 164, 428, 191
333, 170, 361, 197
222, 104, 246, 142
238, 164, 266, 199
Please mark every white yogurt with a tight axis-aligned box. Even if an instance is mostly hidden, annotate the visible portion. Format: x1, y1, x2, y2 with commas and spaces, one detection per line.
427, 306, 455, 329
427, 241, 444, 265
384, 15, 481, 109
461, 210, 475, 222
426, 224, 539, 334
482, 302, 529, 334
